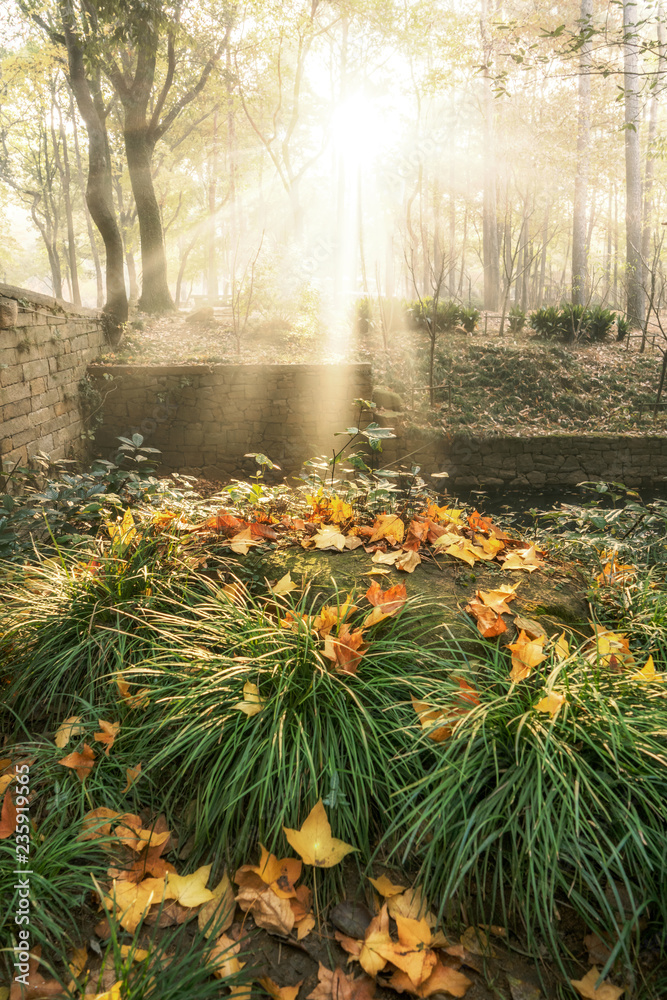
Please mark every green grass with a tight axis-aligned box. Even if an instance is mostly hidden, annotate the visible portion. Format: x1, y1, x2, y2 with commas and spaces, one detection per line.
384, 635, 667, 975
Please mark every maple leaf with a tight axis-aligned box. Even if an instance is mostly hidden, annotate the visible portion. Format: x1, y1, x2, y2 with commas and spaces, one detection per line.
535, 691, 567, 717
554, 631, 570, 660
585, 628, 635, 671
369, 514, 405, 544
322, 625, 368, 675
115, 820, 171, 854
115, 676, 149, 709
271, 572, 298, 596
430, 530, 465, 552
312, 525, 347, 550
236, 844, 302, 898
371, 550, 400, 566
465, 598, 507, 638
284, 799, 356, 868
595, 558, 636, 586
229, 527, 262, 555
79, 807, 122, 842
295, 913, 316, 939
396, 550, 422, 573
502, 545, 544, 572
235, 882, 295, 935
411, 696, 452, 743
209, 933, 246, 985
631, 655, 664, 683
570, 967, 624, 1000
94, 719, 120, 755
368, 874, 406, 897
427, 504, 464, 525
507, 631, 547, 682
108, 508, 137, 547
54, 715, 84, 748
106, 877, 169, 933
259, 976, 303, 1000
359, 904, 392, 975
313, 594, 359, 636
165, 865, 215, 907
388, 961, 472, 998
307, 965, 377, 1000
58, 743, 95, 782
477, 584, 519, 616
123, 763, 142, 793
234, 681, 265, 717
403, 518, 428, 551
0, 788, 17, 839
386, 886, 434, 924
364, 582, 408, 626
442, 540, 482, 568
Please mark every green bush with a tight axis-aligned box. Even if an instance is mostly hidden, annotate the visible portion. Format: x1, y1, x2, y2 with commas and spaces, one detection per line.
529, 304, 616, 343
409, 297, 461, 334
459, 306, 480, 333
508, 304, 526, 333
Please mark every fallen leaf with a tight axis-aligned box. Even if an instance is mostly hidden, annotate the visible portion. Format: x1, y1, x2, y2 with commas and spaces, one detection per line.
79, 807, 122, 842
54, 716, 84, 748
229, 527, 262, 555
123, 764, 142, 794
630, 655, 664, 683
7, 945, 66, 998
534, 691, 567, 718
284, 799, 356, 868
209, 933, 245, 983
460, 926, 495, 956
313, 595, 359, 636
307, 964, 377, 1000
322, 625, 368, 675
369, 514, 405, 544
296, 913, 316, 939
507, 631, 547, 682
554, 632, 570, 660
0, 789, 17, 839
395, 550, 422, 573
108, 508, 137, 546
271, 572, 297, 596
586, 629, 635, 671
368, 874, 406, 897
94, 719, 120, 755
359, 904, 392, 976
234, 681, 265, 717
371, 550, 399, 566
259, 976, 303, 1000
477, 585, 519, 616
465, 598, 507, 638
313, 525, 347, 550
235, 883, 295, 935
115, 676, 149, 709
166, 865, 215, 907
411, 696, 452, 743
106, 877, 169, 933
570, 967, 624, 1000
502, 546, 544, 573
388, 960, 472, 997
387, 887, 433, 924
58, 743, 95, 782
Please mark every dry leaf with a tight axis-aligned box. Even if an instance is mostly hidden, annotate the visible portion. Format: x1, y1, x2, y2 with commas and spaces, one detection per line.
284, 799, 356, 868
570, 967, 624, 1000
477, 584, 519, 616
259, 976, 303, 1000
313, 525, 347, 550
124, 763, 142, 793
507, 631, 547, 682
307, 964, 376, 1000
234, 681, 265, 717
235, 883, 295, 935
369, 514, 405, 544
58, 743, 95, 782
388, 961, 472, 998
502, 546, 544, 573
465, 598, 507, 638
94, 719, 120, 755
0, 789, 17, 839
271, 572, 297, 596
54, 716, 84, 748
395, 550, 422, 573
106, 877, 169, 932
322, 625, 368, 675
534, 691, 567, 718
199, 871, 236, 937
115, 676, 150, 710
166, 865, 215, 907
368, 874, 406, 897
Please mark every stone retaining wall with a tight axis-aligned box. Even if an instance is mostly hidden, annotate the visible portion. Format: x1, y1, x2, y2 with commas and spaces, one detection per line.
87, 363, 373, 478
0, 283, 107, 472
379, 428, 667, 488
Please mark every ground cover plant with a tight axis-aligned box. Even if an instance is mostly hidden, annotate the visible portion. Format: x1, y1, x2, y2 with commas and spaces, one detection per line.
1, 465, 666, 999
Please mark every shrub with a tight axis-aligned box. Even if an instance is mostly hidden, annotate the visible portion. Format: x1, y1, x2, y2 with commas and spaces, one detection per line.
529, 304, 616, 343
508, 304, 526, 333
408, 298, 461, 334
459, 306, 480, 333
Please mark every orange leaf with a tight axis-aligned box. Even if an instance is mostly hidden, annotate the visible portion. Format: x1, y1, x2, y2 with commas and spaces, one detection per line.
94, 719, 120, 755
465, 599, 507, 638
124, 763, 142, 793
507, 631, 547, 682
0, 788, 17, 839
322, 625, 368, 675
58, 743, 95, 782
389, 960, 472, 998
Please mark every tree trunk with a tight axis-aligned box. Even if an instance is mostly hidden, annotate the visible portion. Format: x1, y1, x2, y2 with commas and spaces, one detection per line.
537, 203, 549, 307
481, 0, 499, 310
60, 11, 127, 324
56, 107, 81, 305
124, 125, 174, 313
623, 0, 646, 327
572, 0, 593, 305
641, 5, 665, 277
70, 89, 104, 309
207, 111, 219, 304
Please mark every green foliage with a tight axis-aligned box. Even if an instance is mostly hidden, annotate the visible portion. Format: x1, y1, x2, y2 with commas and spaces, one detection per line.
409, 297, 461, 333
529, 304, 616, 342
507, 304, 526, 333
459, 305, 480, 333
617, 315, 630, 341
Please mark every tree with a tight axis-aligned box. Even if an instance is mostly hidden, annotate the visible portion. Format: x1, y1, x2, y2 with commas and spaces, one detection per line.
623, 0, 645, 328
572, 0, 593, 305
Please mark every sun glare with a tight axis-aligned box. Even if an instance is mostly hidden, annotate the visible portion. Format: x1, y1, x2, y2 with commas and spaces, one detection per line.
331, 93, 386, 169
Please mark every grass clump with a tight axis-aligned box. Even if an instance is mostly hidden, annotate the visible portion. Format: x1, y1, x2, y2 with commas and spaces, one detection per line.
386, 635, 667, 972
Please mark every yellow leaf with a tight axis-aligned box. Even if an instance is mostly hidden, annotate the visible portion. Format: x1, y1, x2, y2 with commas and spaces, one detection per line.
283, 799, 356, 868
369, 514, 405, 544
233, 681, 265, 717
119, 945, 149, 962
395, 550, 422, 573
313, 525, 347, 550
535, 691, 567, 718
91, 984, 123, 1000
94, 719, 120, 755
570, 967, 624, 1000
296, 913, 315, 939
106, 877, 168, 933
507, 630, 547, 682
54, 716, 84, 748
210, 933, 245, 981
369, 874, 407, 897
271, 572, 298, 596
477, 585, 519, 616
443, 541, 480, 568
198, 871, 235, 937
229, 528, 260, 555
68, 945, 88, 981
502, 545, 544, 572
166, 865, 215, 907
631, 655, 664, 683
108, 508, 137, 546
259, 977, 303, 1000
554, 632, 570, 660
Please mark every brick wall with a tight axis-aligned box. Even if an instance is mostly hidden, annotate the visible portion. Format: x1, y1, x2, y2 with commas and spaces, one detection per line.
0, 283, 106, 471
379, 428, 667, 488
87, 363, 373, 478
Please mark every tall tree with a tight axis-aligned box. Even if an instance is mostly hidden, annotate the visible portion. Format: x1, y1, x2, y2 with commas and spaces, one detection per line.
571, 0, 593, 305
480, 0, 499, 311
623, 0, 645, 327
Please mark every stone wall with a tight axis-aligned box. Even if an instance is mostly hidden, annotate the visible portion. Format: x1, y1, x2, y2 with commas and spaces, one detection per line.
0, 283, 107, 472
87, 363, 373, 478
379, 427, 667, 488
